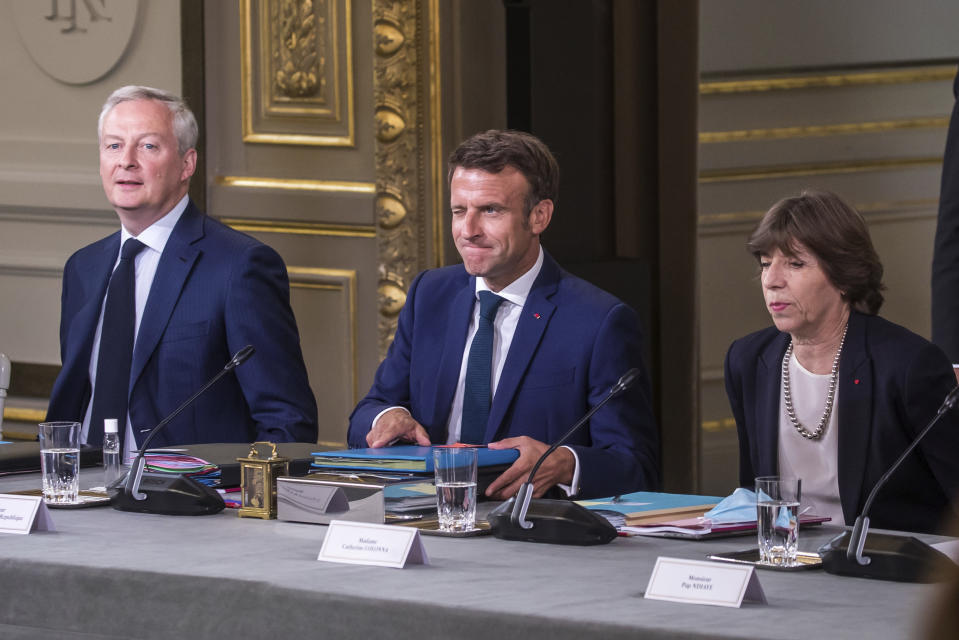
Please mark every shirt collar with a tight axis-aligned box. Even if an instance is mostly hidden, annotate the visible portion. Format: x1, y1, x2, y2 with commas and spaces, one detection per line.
474, 245, 544, 308
119, 194, 189, 255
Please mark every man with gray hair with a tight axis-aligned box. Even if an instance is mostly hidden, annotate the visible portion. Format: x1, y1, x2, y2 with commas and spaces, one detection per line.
47, 86, 317, 459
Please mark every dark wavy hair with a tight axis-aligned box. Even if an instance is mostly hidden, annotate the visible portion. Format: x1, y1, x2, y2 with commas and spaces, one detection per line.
747, 189, 885, 315
447, 129, 559, 215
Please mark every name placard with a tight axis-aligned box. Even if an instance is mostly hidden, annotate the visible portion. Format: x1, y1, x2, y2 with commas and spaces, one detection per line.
317, 520, 429, 568
644, 557, 766, 608
0, 494, 55, 535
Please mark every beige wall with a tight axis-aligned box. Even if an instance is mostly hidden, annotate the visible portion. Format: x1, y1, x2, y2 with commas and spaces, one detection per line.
698, 0, 959, 494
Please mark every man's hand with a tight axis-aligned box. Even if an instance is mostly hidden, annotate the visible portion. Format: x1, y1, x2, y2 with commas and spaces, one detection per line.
484, 436, 575, 499
366, 409, 431, 448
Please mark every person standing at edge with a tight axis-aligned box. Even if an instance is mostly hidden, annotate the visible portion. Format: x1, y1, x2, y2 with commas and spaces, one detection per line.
47, 86, 317, 461
348, 130, 659, 500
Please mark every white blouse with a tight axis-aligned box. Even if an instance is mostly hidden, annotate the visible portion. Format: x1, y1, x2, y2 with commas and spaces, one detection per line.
777, 353, 845, 525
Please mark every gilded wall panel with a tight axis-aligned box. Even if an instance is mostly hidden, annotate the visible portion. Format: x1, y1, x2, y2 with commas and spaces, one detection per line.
240, 0, 355, 145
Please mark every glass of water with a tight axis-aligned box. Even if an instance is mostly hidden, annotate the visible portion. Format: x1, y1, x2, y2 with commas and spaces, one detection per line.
433, 446, 478, 532
755, 476, 800, 565
39, 421, 81, 504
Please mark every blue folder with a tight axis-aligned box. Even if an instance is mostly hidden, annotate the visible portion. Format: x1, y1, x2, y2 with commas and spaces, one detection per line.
311, 445, 519, 473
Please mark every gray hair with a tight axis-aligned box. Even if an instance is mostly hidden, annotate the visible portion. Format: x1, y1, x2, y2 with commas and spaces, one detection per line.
98, 85, 198, 156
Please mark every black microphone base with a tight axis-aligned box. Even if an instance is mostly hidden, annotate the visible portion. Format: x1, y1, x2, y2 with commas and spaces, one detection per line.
488, 498, 618, 545
818, 530, 950, 582
110, 472, 225, 516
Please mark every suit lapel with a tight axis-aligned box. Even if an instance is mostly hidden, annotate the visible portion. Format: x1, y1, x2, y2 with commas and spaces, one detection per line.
485, 255, 559, 442
757, 332, 789, 476
51, 236, 118, 417
430, 279, 475, 439
68, 236, 119, 364
129, 204, 202, 390
836, 312, 872, 523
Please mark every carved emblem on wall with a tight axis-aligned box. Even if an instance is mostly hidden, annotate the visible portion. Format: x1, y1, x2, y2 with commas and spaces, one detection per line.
9, 0, 140, 85
240, 0, 354, 146
272, 0, 323, 98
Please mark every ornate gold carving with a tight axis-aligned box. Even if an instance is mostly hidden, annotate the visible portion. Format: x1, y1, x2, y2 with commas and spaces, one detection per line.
374, 21, 405, 56
272, 0, 323, 99
376, 193, 408, 229
375, 106, 406, 142
378, 281, 408, 317
373, 1, 441, 356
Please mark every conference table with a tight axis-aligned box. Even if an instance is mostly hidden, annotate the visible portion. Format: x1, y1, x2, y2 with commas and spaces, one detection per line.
0, 468, 951, 639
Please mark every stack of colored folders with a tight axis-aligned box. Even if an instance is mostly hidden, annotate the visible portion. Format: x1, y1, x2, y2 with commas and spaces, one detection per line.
143, 452, 222, 487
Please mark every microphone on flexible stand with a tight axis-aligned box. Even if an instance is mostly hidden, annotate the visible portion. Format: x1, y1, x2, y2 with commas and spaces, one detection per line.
111, 345, 255, 516
488, 369, 640, 545
818, 384, 957, 582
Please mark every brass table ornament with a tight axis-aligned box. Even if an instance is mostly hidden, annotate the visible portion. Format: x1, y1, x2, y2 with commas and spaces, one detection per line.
237, 441, 289, 519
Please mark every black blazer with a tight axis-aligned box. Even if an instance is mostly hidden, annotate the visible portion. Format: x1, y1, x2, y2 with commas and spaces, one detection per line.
725, 311, 959, 533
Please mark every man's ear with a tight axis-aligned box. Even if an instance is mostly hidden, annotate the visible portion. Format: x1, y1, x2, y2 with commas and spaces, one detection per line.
529, 199, 553, 235
180, 148, 198, 182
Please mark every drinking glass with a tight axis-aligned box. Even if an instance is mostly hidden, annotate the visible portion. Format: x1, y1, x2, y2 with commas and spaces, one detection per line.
39, 421, 81, 504
755, 475, 801, 565
433, 447, 478, 532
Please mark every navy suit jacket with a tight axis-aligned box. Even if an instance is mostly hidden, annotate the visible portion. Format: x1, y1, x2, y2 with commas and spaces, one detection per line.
47, 202, 318, 447
348, 252, 660, 498
725, 311, 959, 533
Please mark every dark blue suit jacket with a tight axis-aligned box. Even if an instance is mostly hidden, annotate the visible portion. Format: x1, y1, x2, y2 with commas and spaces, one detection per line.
47, 202, 318, 447
348, 252, 660, 498
725, 311, 959, 533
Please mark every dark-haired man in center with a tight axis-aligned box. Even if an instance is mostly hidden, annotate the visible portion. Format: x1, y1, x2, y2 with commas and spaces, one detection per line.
348, 130, 658, 499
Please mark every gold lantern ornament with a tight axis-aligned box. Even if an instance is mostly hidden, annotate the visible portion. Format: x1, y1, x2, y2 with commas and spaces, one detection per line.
237, 441, 289, 519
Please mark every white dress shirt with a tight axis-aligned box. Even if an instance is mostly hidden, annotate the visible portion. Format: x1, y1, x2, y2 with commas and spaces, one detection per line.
82, 195, 189, 462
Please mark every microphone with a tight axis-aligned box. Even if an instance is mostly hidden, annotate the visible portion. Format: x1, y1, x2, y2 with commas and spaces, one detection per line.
819, 383, 956, 582
110, 345, 255, 516
488, 368, 640, 545
0, 353, 9, 438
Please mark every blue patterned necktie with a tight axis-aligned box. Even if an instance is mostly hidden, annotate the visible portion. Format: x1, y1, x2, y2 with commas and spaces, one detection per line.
88, 238, 146, 447
460, 291, 505, 444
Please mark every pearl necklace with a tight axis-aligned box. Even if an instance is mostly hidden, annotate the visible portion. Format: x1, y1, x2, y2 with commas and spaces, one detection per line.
781, 323, 848, 440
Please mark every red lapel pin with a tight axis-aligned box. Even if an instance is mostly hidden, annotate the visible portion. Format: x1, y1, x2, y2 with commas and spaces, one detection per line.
533, 313, 541, 319
854, 379, 860, 385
